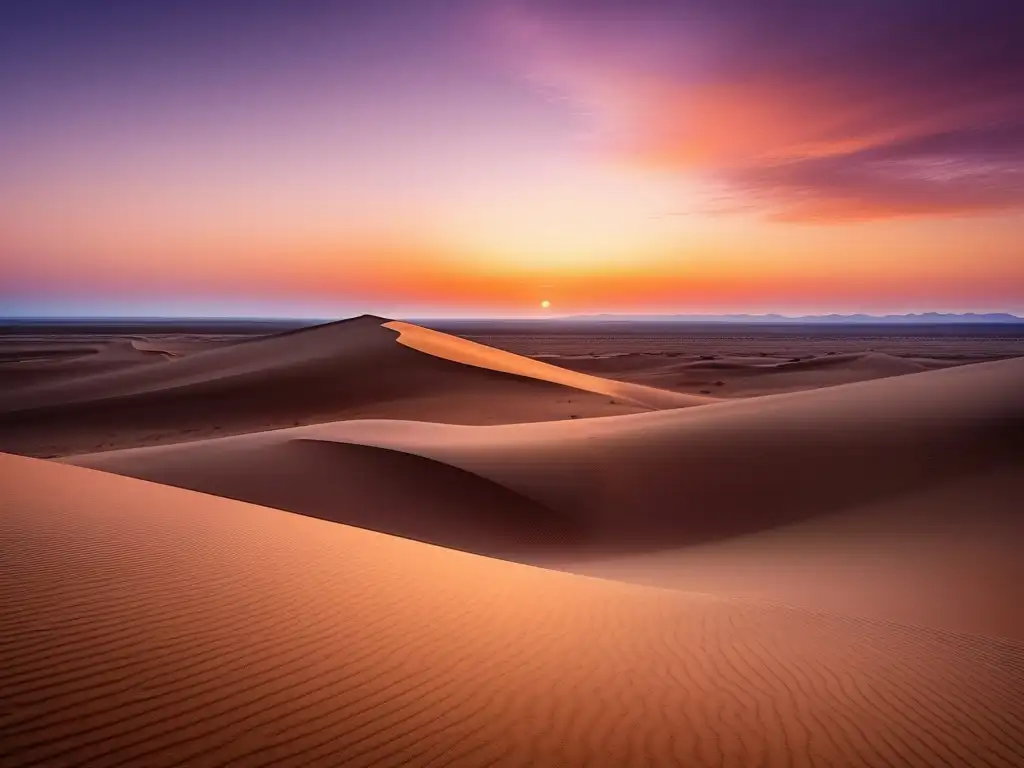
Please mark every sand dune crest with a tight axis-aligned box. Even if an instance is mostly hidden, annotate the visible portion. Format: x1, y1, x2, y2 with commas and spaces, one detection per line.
385, 320, 712, 409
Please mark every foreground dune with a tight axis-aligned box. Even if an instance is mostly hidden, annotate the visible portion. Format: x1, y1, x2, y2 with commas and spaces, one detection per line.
72, 355, 1024, 636
2, 317, 705, 456
3, 453, 1023, 767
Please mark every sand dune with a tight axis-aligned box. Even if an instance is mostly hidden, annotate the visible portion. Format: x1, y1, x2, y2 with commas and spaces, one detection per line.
1, 317, 703, 414
71, 355, 1024, 635
76, 355, 1023, 547
3, 452, 1023, 767
1, 316, 689, 456
304, 356, 1022, 537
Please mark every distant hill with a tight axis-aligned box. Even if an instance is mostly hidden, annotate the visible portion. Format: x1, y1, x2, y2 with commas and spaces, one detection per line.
566, 312, 1024, 324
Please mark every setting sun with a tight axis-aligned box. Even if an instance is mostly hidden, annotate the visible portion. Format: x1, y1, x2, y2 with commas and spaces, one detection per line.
540, 300, 551, 309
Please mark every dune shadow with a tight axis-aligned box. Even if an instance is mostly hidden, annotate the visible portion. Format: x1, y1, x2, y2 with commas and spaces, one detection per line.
88, 436, 588, 559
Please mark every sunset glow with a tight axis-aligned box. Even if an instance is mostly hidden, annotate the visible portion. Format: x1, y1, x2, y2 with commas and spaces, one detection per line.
2, 1, 1022, 318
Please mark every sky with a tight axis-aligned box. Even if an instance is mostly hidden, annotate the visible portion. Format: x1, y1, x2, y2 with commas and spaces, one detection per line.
1, 0, 1023, 318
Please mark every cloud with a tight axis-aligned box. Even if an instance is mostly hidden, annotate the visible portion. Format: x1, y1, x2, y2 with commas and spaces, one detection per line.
732, 122, 1024, 220
497, 0, 1024, 220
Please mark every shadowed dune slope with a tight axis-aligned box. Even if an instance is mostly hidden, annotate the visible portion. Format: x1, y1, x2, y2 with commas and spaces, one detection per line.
3, 453, 1024, 767
126, 336, 239, 357
0, 316, 678, 456
72, 436, 579, 557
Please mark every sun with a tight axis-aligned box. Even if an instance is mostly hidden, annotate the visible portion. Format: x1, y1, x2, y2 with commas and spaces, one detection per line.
540, 299, 551, 309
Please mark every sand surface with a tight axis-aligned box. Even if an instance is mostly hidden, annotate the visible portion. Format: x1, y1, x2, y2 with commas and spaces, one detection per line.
3, 315, 1024, 765
3, 453, 1024, 767
384, 320, 709, 408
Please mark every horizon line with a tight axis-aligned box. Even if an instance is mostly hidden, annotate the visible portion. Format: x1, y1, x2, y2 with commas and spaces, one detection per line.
3, 311, 1023, 324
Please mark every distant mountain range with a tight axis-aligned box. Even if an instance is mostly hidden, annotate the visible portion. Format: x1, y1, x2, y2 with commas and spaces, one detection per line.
565, 312, 1024, 324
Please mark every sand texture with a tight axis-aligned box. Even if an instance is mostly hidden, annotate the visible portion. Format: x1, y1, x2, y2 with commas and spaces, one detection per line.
3, 453, 1024, 767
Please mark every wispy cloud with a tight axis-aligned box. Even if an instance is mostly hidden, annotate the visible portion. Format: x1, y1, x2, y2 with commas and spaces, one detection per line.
496, 0, 1024, 220
731, 122, 1024, 220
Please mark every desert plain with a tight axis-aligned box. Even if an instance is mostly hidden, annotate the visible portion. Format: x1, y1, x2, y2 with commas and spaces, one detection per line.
2, 316, 1023, 766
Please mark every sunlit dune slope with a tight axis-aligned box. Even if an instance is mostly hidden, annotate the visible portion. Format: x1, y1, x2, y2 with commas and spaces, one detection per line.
384, 320, 709, 408
3, 453, 1023, 767
1, 316, 701, 456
